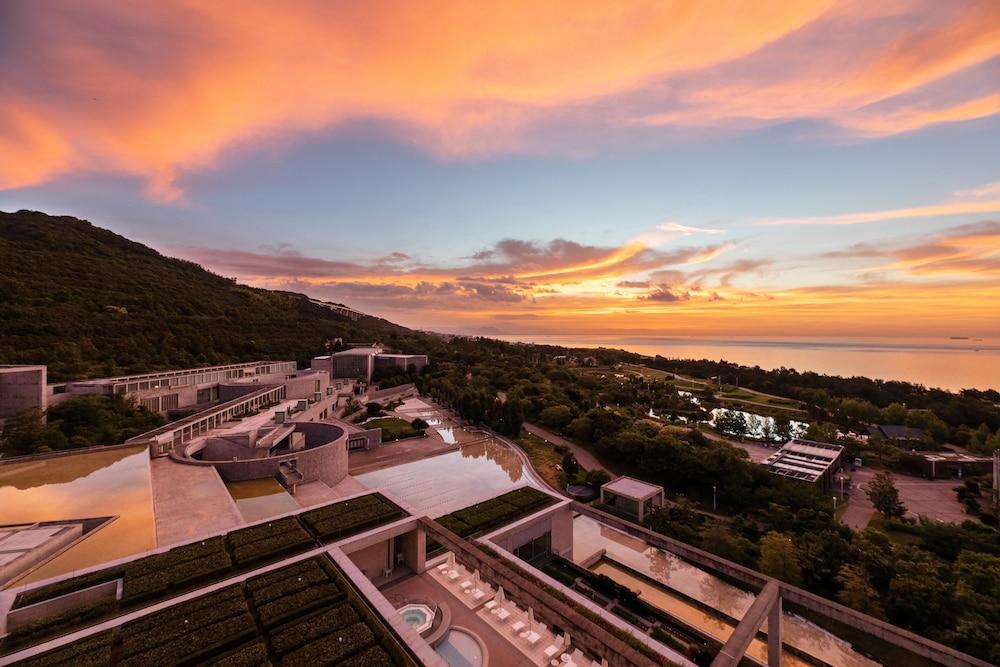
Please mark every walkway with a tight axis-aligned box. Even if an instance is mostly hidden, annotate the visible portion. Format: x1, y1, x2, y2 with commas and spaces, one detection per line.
150, 457, 243, 547
523, 423, 609, 475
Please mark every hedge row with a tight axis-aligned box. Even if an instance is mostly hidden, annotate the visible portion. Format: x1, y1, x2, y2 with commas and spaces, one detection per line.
17, 631, 113, 667
119, 613, 256, 667
205, 642, 270, 667
437, 486, 556, 538
304, 498, 405, 543
230, 526, 313, 568
120, 587, 249, 657
5, 599, 117, 650
340, 645, 397, 667
269, 602, 360, 656
281, 621, 376, 665
123, 548, 234, 602
256, 582, 344, 628
15, 568, 124, 609
302, 493, 385, 525
227, 517, 302, 548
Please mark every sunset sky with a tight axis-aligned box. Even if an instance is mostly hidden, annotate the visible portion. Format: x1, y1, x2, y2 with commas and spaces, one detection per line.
1, 1, 998, 337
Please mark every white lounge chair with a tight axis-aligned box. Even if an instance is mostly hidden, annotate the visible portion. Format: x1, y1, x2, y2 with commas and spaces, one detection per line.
471, 588, 486, 601
436, 562, 449, 572
544, 637, 565, 660
523, 631, 542, 646
484, 600, 498, 611
447, 570, 460, 581
495, 607, 511, 621
510, 620, 526, 634
459, 580, 472, 591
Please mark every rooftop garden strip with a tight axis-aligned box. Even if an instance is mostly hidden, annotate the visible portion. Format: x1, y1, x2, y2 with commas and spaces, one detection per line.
4, 493, 407, 654
14, 555, 419, 667
436, 486, 556, 539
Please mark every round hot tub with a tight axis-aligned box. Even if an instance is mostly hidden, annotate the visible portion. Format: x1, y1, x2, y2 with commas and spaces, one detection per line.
399, 603, 435, 634
435, 628, 486, 667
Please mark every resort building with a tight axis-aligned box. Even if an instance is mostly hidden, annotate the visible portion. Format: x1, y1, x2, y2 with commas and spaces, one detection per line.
312, 347, 429, 383
598, 477, 665, 522
0, 365, 46, 420
762, 438, 845, 490
47, 361, 298, 414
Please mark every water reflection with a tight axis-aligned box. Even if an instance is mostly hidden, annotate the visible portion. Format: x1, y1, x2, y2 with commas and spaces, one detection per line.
594, 561, 809, 667
356, 438, 542, 517
226, 478, 299, 522
0, 446, 155, 586
709, 408, 808, 441
574, 516, 876, 667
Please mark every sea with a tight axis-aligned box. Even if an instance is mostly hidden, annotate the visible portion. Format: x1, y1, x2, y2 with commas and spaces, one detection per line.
491, 335, 1000, 393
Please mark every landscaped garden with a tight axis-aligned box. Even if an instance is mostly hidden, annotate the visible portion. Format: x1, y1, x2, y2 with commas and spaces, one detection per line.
18, 556, 419, 667
363, 417, 425, 442
4, 493, 407, 655
433, 486, 556, 540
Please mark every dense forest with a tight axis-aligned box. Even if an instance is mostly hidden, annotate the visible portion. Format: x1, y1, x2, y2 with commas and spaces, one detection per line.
0, 210, 425, 381
416, 338, 999, 663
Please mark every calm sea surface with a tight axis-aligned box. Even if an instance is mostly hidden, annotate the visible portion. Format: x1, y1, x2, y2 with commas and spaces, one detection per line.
492, 335, 1000, 392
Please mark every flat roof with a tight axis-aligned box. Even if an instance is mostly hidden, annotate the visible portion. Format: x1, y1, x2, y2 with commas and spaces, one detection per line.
762, 438, 844, 482
332, 346, 382, 356
602, 476, 664, 499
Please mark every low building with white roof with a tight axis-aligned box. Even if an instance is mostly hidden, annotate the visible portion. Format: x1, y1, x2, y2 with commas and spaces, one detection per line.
599, 476, 665, 522
762, 438, 844, 490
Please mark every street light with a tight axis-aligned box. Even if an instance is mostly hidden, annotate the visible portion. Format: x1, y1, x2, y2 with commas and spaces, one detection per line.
712, 485, 717, 512
833, 496, 838, 513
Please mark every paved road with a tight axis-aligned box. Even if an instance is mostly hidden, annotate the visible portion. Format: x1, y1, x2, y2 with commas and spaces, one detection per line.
523, 422, 610, 475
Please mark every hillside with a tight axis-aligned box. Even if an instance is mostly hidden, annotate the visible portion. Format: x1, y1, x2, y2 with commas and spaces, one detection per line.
0, 210, 427, 381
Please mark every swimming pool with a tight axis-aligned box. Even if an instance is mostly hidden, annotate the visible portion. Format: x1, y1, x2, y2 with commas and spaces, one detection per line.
435, 628, 485, 667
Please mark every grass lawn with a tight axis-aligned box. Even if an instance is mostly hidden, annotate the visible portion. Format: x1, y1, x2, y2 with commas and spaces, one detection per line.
515, 432, 564, 490
364, 417, 422, 441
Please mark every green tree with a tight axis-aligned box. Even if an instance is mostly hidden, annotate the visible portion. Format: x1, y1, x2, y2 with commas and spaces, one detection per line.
0, 408, 68, 455
865, 471, 907, 519
561, 453, 579, 477
758, 531, 802, 586
714, 410, 747, 438
538, 404, 573, 430
835, 565, 886, 619
886, 547, 953, 636
700, 524, 756, 566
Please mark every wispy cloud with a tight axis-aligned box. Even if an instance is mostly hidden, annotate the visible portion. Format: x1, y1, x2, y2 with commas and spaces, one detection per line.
757, 196, 1000, 226
1, 1, 997, 200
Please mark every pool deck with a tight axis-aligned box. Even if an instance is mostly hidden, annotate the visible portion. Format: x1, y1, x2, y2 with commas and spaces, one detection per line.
348, 431, 463, 474
384, 570, 549, 667
293, 475, 370, 508
150, 457, 243, 547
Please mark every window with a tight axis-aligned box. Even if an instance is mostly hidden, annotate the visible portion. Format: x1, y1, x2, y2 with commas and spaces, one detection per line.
514, 532, 551, 564
161, 394, 179, 410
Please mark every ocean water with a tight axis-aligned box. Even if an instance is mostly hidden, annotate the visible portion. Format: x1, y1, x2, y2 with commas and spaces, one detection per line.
492, 335, 1000, 392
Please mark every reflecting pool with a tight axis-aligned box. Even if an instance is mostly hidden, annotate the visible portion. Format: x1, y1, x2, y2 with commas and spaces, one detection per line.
0, 445, 155, 586
574, 515, 877, 667
226, 478, 300, 522
356, 439, 543, 517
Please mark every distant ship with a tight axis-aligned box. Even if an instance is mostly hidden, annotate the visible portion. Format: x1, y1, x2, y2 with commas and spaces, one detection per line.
950, 336, 969, 340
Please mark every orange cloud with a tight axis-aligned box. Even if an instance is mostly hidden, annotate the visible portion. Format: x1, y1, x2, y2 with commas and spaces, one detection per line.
1, 1, 996, 199
757, 198, 1000, 226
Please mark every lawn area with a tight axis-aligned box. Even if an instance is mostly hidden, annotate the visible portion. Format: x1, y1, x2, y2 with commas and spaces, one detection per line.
515, 431, 564, 490
364, 416, 423, 442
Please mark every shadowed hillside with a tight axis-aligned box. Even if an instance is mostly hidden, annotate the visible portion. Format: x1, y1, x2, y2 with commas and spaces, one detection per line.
0, 210, 426, 381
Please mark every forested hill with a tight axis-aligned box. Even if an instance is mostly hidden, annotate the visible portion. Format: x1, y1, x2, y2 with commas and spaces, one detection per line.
0, 210, 426, 381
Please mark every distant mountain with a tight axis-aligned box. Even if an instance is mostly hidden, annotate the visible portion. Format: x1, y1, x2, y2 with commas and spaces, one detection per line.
0, 210, 426, 381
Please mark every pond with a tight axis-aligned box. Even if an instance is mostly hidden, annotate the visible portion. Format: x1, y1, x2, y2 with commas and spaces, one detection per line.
226, 478, 300, 522
0, 445, 156, 586
355, 439, 544, 517
574, 515, 877, 667
709, 408, 808, 441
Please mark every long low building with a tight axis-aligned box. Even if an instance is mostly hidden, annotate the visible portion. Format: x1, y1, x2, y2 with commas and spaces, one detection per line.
762, 438, 845, 490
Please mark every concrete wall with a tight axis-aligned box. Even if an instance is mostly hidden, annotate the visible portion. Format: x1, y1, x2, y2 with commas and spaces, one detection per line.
348, 539, 391, 580
6, 579, 120, 633
484, 501, 574, 561
0, 366, 46, 419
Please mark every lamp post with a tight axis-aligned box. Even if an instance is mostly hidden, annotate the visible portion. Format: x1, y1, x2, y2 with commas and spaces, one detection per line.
712, 485, 717, 512
833, 496, 838, 513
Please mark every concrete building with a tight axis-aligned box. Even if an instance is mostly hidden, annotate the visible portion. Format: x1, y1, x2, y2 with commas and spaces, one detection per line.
48, 361, 297, 414
0, 365, 46, 420
762, 438, 844, 490
313, 347, 429, 383
374, 353, 429, 376
903, 451, 994, 480
599, 476, 665, 522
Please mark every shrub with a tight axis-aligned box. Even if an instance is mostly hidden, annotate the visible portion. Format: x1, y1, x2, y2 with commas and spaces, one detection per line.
340, 645, 396, 667
17, 631, 113, 666
281, 622, 375, 665
246, 559, 325, 594
249, 566, 336, 607
15, 568, 124, 609
119, 613, 256, 667
230, 528, 313, 567
5, 600, 116, 649
270, 603, 360, 655
207, 643, 270, 667
228, 517, 303, 547
255, 582, 343, 627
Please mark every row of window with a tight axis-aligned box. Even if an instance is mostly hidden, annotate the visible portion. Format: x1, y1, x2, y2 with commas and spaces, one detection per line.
112, 362, 297, 394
